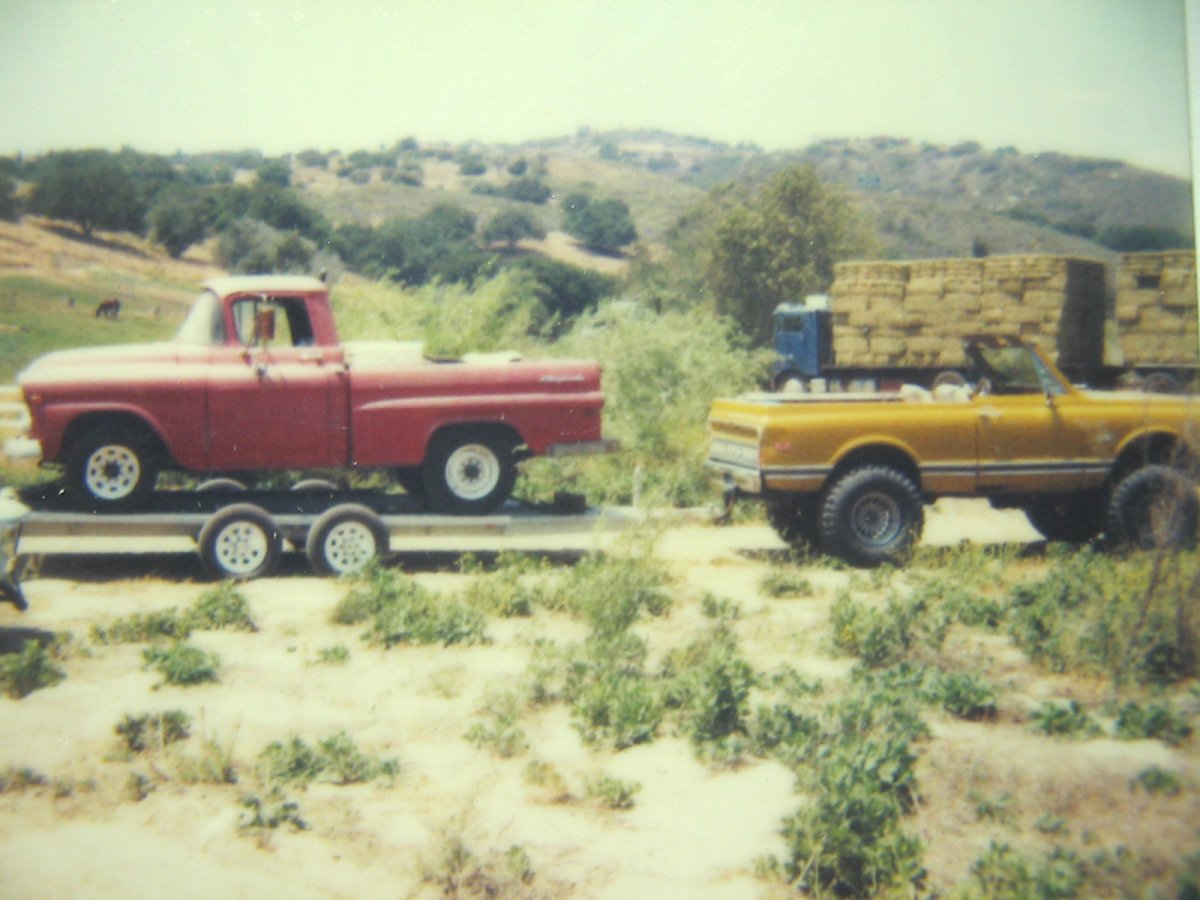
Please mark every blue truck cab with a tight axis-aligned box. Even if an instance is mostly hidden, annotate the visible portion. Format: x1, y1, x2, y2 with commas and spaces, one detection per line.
771, 300, 834, 387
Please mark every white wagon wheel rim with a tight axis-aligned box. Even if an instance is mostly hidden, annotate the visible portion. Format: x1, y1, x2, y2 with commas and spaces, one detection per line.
322, 520, 379, 574
85, 445, 141, 500
444, 443, 502, 501
213, 521, 271, 576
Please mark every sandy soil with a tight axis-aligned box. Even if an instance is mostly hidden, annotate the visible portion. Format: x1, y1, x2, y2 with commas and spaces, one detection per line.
1, 502, 1197, 898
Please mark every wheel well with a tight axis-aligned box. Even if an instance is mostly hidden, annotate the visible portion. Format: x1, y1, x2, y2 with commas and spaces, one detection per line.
1111, 432, 1195, 484
828, 445, 921, 492
428, 422, 526, 459
61, 412, 171, 466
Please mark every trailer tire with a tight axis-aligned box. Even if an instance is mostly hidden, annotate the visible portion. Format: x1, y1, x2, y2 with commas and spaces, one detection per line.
306, 504, 389, 577
197, 504, 281, 580
66, 425, 159, 512
819, 466, 923, 567
422, 430, 516, 515
1106, 465, 1198, 550
196, 478, 248, 493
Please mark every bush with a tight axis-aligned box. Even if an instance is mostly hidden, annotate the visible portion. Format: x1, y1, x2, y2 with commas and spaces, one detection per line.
143, 642, 220, 687
585, 775, 641, 809
93, 586, 257, 644
1113, 701, 1193, 745
1006, 550, 1200, 686
336, 567, 487, 648
116, 710, 192, 754
0, 639, 66, 698
1030, 700, 1101, 738
257, 732, 398, 785
661, 626, 756, 751
966, 842, 1083, 899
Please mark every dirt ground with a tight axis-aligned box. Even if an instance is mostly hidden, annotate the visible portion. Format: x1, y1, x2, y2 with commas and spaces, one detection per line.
1, 500, 1197, 898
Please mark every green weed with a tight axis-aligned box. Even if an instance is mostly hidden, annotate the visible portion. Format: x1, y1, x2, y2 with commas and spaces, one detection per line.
759, 568, 814, 599
143, 642, 220, 686
1132, 765, 1182, 796
257, 733, 398, 786
1113, 700, 1193, 745
92, 584, 257, 644
585, 775, 641, 810
661, 625, 757, 755
1030, 700, 1101, 738
0, 639, 66, 698
239, 787, 308, 834
0, 767, 49, 793
115, 710, 192, 754
465, 693, 530, 758
965, 842, 1083, 899
312, 644, 350, 666
336, 567, 487, 647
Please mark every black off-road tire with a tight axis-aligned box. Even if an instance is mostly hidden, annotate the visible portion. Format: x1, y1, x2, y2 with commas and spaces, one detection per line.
421, 430, 517, 515
818, 466, 924, 567
65, 425, 159, 512
766, 498, 820, 551
1106, 465, 1198, 551
305, 504, 389, 577
197, 504, 282, 580
1023, 491, 1106, 543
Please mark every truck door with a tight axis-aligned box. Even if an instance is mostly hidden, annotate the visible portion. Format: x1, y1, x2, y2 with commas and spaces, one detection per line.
205, 297, 350, 471
972, 346, 1086, 492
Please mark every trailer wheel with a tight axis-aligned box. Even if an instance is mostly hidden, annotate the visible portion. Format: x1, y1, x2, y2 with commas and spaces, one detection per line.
819, 466, 923, 567
422, 430, 516, 515
305, 504, 389, 577
1106, 465, 1198, 550
197, 504, 281, 580
292, 478, 340, 492
66, 425, 159, 512
196, 477, 248, 493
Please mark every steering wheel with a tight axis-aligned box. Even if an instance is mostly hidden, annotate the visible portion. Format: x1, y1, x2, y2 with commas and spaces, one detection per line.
971, 377, 993, 398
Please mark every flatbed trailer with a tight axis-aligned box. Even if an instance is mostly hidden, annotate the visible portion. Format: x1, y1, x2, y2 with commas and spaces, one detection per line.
2, 485, 650, 609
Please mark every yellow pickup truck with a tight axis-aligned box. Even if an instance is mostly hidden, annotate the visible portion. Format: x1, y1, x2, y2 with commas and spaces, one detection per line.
707, 337, 1198, 566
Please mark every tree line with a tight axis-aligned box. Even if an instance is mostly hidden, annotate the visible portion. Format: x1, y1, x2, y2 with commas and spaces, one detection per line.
0, 144, 929, 346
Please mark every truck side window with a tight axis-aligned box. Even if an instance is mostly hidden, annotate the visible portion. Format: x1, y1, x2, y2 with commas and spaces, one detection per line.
231, 297, 314, 347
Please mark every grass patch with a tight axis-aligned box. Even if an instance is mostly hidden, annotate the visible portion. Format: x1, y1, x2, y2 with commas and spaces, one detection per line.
333, 567, 487, 648
115, 710, 192, 754
0, 638, 67, 698
257, 733, 398, 786
143, 641, 221, 687
91, 583, 257, 645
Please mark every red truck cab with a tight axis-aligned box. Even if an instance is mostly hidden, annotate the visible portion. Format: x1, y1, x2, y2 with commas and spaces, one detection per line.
19, 276, 613, 514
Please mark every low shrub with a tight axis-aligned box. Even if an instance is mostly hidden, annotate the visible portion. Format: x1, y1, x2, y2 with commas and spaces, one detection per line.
143, 642, 220, 687
239, 787, 308, 833
661, 625, 757, 753
257, 732, 398, 786
1132, 765, 1182, 796
1113, 700, 1193, 745
965, 842, 1083, 899
92, 584, 257, 644
1029, 700, 1101, 738
337, 567, 487, 648
116, 710, 192, 754
0, 639, 66, 698
585, 775, 641, 810
465, 693, 530, 758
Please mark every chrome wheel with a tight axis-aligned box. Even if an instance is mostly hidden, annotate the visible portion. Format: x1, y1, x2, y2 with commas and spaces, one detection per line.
443, 443, 502, 502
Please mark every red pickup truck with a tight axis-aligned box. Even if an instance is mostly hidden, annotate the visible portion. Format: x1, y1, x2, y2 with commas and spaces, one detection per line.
17, 275, 614, 514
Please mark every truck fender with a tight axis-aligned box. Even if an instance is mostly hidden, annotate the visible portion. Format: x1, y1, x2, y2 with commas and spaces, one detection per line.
54, 404, 174, 467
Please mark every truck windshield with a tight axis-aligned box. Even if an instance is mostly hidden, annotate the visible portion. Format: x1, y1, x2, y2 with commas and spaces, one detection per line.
175, 291, 227, 345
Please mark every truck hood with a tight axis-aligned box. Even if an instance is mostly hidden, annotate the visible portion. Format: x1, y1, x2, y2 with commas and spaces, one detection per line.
18, 342, 191, 385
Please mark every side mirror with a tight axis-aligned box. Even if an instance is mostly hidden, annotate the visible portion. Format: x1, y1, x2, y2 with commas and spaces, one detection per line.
255, 308, 276, 345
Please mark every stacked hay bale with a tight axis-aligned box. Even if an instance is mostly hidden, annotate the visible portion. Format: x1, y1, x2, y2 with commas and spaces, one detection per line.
1114, 252, 1198, 366
829, 255, 1108, 370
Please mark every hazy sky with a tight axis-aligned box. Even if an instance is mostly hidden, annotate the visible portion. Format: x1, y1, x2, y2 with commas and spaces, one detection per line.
0, 0, 1194, 177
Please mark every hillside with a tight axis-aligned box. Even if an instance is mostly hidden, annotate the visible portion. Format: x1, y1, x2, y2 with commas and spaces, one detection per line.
284, 129, 1193, 264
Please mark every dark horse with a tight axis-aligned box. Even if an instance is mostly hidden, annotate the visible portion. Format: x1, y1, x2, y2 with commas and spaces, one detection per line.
95, 298, 121, 319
